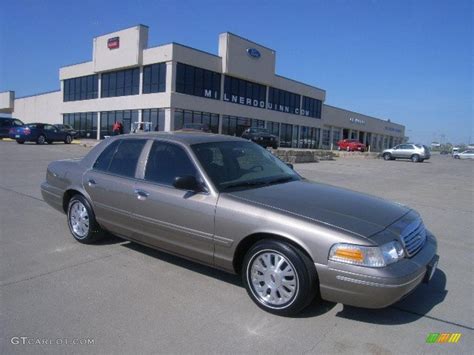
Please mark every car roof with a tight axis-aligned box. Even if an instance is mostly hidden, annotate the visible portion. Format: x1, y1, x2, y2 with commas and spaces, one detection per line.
113, 131, 246, 146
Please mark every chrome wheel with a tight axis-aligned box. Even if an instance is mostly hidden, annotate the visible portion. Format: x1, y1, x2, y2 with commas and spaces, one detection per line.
37, 135, 45, 144
248, 250, 299, 308
69, 201, 90, 238
65, 135, 72, 144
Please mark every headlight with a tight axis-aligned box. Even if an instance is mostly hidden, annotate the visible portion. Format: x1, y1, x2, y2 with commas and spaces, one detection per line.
329, 241, 404, 267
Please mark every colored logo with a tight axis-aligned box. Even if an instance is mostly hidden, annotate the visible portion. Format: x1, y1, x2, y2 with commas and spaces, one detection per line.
426, 333, 462, 344
246, 48, 261, 59
107, 37, 120, 50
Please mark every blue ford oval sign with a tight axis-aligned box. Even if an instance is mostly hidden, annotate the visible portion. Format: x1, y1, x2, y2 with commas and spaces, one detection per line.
246, 48, 261, 59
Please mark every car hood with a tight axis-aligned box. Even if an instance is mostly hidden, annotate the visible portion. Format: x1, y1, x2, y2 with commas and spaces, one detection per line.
228, 180, 410, 238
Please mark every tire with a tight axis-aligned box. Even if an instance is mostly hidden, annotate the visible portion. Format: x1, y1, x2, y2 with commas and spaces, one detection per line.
272, 144, 279, 150
411, 154, 420, 163
454, 155, 460, 159
383, 153, 392, 161
16, 140, 24, 144
419, 159, 424, 163
67, 195, 105, 244
64, 135, 72, 144
36, 135, 46, 145
242, 239, 318, 316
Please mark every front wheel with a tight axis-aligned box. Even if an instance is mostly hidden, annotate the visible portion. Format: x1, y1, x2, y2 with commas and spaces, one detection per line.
67, 195, 105, 244
242, 239, 318, 316
383, 153, 392, 161
64, 135, 72, 144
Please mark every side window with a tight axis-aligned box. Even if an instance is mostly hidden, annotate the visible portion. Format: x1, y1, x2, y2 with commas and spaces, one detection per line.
44, 124, 56, 132
93, 140, 121, 171
108, 139, 147, 178
145, 141, 198, 186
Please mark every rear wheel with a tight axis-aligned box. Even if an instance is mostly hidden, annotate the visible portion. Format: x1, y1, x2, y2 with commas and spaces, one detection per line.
64, 135, 72, 144
67, 195, 105, 244
242, 239, 318, 316
16, 140, 24, 144
411, 154, 420, 163
36, 135, 46, 145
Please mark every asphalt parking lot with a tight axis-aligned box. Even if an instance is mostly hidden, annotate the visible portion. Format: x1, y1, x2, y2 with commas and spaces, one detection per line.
1, 140, 473, 354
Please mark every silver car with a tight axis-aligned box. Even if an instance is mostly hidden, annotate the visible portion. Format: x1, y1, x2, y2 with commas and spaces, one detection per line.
382, 144, 431, 162
41, 133, 439, 315
453, 150, 474, 160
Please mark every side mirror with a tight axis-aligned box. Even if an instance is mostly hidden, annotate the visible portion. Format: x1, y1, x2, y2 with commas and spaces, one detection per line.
286, 163, 294, 170
173, 175, 205, 192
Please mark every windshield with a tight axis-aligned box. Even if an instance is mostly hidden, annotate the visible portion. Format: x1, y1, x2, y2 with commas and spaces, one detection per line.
192, 141, 300, 192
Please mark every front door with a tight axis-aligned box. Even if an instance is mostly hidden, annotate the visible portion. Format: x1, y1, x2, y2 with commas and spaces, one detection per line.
131, 140, 216, 264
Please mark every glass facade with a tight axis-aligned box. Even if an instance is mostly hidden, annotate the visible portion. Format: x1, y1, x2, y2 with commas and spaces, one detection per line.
302, 96, 322, 118
221, 116, 264, 137
100, 110, 139, 138
174, 109, 219, 133
280, 123, 293, 148
223, 75, 266, 108
322, 129, 330, 147
299, 126, 319, 149
142, 109, 165, 131
63, 112, 97, 138
101, 68, 140, 98
268, 87, 301, 115
143, 63, 166, 94
176, 63, 221, 100
267, 121, 280, 137
63, 75, 98, 102
332, 130, 341, 147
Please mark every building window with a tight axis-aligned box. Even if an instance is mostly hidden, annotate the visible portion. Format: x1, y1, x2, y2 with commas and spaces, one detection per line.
101, 68, 139, 98
143, 63, 166, 94
267, 121, 280, 137
63, 112, 97, 138
223, 75, 266, 108
174, 109, 219, 133
280, 123, 293, 148
63, 75, 98, 102
268, 87, 301, 115
142, 109, 165, 131
176, 63, 221, 100
322, 129, 330, 147
100, 110, 139, 138
299, 126, 319, 149
332, 129, 341, 147
302, 96, 322, 118
221, 116, 264, 137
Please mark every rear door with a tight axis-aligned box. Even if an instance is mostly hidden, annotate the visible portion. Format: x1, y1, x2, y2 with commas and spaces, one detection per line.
83, 138, 147, 237
131, 140, 216, 264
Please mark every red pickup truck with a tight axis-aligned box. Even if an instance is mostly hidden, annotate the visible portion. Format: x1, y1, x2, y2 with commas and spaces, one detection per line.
337, 139, 367, 152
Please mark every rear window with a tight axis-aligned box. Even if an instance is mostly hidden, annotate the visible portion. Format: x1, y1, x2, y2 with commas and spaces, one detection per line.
93, 139, 147, 178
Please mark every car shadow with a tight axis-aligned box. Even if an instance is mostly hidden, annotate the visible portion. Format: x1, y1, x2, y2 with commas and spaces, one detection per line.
335, 268, 448, 325
121, 241, 242, 287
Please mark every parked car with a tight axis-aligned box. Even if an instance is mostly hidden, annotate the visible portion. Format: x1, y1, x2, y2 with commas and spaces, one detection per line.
9, 123, 74, 144
41, 132, 439, 316
241, 127, 279, 149
55, 124, 78, 138
453, 150, 474, 160
0, 117, 24, 139
337, 139, 366, 152
382, 144, 431, 163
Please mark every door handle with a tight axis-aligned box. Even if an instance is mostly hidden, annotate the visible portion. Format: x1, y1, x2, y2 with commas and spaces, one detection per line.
134, 189, 149, 201
87, 179, 96, 187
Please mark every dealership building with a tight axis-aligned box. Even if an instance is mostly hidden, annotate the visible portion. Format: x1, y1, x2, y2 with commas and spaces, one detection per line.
2, 24, 405, 150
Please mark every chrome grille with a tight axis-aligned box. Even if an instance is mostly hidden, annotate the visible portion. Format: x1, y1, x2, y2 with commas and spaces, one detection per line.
400, 219, 426, 257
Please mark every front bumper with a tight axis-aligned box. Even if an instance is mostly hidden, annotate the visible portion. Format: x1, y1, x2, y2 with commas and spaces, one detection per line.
315, 232, 438, 308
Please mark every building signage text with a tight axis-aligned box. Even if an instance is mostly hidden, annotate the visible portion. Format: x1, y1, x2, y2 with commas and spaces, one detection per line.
349, 117, 366, 125
223, 93, 311, 116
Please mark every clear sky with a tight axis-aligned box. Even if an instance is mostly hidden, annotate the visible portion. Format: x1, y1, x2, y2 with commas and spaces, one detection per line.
1, 0, 472, 144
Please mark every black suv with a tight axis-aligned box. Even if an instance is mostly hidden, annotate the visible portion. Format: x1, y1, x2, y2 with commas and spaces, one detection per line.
241, 127, 279, 149
0, 117, 24, 139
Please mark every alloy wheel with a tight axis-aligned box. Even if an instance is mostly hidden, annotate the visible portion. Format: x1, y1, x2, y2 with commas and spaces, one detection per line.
69, 200, 90, 239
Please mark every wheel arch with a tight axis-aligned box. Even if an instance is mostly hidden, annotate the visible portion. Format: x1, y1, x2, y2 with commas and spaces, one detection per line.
232, 232, 315, 275
62, 188, 92, 213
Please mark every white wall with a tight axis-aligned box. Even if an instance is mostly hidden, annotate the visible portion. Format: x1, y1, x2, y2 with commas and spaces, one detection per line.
12, 91, 62, 124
